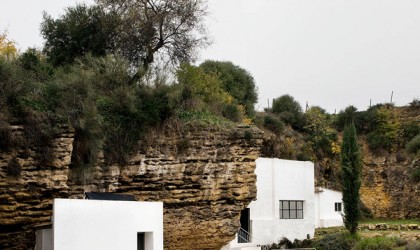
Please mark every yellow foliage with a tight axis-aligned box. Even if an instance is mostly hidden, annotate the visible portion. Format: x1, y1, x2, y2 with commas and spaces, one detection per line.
331, 141, 341, 155
242, 117, 253, 125
0, 32, 18, 60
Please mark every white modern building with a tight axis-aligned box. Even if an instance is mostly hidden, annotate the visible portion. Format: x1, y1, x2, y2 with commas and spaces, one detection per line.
35, 195, 163, 250
224, 157, 344, 250
315, 187, 344, 228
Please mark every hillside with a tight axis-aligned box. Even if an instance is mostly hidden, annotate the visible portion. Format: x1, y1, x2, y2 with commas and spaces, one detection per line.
257, 104, 420, 219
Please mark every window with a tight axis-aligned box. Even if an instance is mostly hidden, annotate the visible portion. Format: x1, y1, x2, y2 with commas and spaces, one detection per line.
279, 200, 303, 219
335, 202, 342, 212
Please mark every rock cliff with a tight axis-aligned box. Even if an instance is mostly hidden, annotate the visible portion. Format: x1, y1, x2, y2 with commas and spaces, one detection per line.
360, 145, 420, 218
0, 125, 263, 250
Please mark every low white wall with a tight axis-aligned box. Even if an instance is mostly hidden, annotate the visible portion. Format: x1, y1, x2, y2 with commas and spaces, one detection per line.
53, 199, 163, 250
315, 188, 344, 228
248, 158, 315, 245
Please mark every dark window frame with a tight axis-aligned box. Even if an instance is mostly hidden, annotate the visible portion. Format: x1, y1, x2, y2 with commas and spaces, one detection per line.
335, 202, 342, 212
279, 200, 304, 219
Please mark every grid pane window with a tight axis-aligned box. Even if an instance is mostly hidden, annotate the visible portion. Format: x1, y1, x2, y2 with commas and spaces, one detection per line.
280, 200, 303, 219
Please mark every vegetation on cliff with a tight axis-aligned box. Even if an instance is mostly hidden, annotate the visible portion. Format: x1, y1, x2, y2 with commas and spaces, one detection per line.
0, 0, 258, 168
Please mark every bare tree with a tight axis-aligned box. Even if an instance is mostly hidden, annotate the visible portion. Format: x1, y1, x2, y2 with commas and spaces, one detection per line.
96, 0, 209, 73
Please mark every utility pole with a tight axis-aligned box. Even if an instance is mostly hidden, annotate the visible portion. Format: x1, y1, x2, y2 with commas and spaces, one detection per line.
390, 91, 394, 103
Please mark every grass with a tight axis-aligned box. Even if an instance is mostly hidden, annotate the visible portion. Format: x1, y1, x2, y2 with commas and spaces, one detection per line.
176, 110, 236, 128
360, 219, 419, 225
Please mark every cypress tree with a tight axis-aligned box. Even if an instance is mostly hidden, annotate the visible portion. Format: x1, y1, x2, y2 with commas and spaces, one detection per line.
341, 122, 362, 234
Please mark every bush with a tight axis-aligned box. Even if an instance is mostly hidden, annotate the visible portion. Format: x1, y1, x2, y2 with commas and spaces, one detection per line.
263, 114, 285, 135
6, 157, 21, 177
406, 135, 420, 155
411, 167, 420, 182
402, 122, 420, 142
0, 119, 13, 151
315, 233, 358, 250
335, 106, 358, 130
264, 237, 314, 249
366, 107, 401, 152
406, 241, 420, 250
271, 94, 304, 130
352, 236, 395, 250
221, 103, 243, 122
23, 110, 57, 166
199, 60, 258, 117
409, 98, 420, 109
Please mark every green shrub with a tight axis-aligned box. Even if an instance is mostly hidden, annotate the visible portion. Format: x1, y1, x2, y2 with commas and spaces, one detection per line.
352, 236, 395, 250
366, 107, 401, 152
221, 103, 243, 122
402, 122, 420, 142
304, 106, 337, 157
406, 134, 420, 155
264, 237, 315, 249
271, 94, 304, 130
244, 130, 253, 142
0, 119, 13, 151
315, 233, 358, 250
411, 167, 420, 182
199, 60, 258, 117
409, 98, 420, 109
176, 138, 190, 155
406, 241, 420, 250
23, 110, 57, 166
296, 144, 313, 161
6, 157, 21, 177
263, 114, 285, 135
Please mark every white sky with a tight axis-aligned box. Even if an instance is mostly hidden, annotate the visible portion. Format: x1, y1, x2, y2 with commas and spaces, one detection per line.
1, 0, 420, 113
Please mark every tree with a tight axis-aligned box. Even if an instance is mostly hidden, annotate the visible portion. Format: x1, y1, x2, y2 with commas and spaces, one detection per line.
0, 31, 18, 60
41, 4, 119, 66
335, 105, 357, 130
96, 0, 209, 71
304, 106, 337, 157
199, 60, 258, 117
177, 63, 230, 110
271, 94, 304, 129
340, 122, 362, 235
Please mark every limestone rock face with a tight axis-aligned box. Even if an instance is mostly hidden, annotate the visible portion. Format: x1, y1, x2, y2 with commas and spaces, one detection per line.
0, 125, 263, 250
361, 143, 420, 218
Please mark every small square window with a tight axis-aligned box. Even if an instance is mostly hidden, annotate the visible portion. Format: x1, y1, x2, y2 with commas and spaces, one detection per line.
335, 202, 342, 212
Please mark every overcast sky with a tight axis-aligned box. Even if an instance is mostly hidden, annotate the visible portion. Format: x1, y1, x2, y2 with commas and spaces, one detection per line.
1, 0, 419, 113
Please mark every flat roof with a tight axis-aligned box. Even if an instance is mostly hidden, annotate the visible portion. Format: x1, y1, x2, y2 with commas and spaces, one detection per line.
85, 192, 136, 201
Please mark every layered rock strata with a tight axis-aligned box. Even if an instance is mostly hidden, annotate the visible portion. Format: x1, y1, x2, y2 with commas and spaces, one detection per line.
0, 125, 263, 250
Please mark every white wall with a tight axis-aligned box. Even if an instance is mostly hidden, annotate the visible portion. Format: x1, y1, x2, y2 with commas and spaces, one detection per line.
53, 199, 163, 250
315, 188, 344, 228
248, 158, 315, 245
35, 228, 53, 250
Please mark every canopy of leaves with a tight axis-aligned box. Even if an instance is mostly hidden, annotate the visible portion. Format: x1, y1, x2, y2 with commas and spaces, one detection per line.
304, 106, 337, 157
199, 60, 258, 117
96, 0, 209, 70
366, 106, 402, 152
41, 4, 119, 66
0, 32, 18, 60
271, 94, 304, 129
42, 0, 209, 71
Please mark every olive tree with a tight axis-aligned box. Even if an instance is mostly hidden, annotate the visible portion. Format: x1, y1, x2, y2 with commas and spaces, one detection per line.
96, 0, 209, 71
